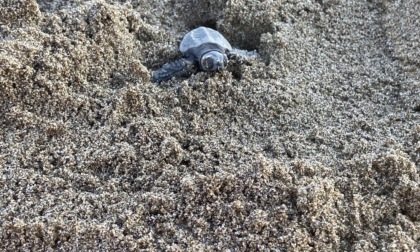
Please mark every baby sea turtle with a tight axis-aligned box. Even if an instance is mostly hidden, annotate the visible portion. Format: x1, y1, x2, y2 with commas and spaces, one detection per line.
152, 27, 257, 83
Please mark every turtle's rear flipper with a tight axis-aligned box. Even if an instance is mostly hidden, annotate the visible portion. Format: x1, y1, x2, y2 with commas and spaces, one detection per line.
228, 48, 258, 63
152, 58, 197, 83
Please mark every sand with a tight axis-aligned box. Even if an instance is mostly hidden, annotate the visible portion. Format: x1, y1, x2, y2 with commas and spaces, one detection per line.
0, 0, 419, 250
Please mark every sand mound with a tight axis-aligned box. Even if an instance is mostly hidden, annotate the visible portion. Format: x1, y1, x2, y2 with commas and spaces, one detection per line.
1, 0, 419, 250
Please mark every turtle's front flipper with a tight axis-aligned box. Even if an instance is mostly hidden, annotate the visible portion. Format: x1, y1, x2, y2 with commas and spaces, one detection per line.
152, 57, 197, 83
227, 48, 258, 63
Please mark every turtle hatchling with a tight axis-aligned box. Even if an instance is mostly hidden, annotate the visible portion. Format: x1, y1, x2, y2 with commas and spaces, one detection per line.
152, 27, 257, 83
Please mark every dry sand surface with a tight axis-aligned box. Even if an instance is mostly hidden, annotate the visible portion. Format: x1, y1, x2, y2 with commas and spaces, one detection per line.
1, 0, 419, 250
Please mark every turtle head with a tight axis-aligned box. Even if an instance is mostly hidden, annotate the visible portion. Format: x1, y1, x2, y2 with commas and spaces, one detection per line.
200, 51, 228, 72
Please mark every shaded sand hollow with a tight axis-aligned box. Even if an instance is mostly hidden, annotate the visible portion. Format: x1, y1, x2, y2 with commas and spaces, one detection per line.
0, 0, 419, 250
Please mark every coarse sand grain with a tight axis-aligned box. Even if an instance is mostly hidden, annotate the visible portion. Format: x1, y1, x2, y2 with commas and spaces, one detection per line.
0, 0, 419, 250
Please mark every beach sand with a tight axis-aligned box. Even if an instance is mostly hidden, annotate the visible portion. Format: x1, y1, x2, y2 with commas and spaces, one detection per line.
1, 0, 419, 250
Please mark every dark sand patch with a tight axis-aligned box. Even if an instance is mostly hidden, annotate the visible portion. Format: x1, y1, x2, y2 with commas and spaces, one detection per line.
1, 0, 419, 250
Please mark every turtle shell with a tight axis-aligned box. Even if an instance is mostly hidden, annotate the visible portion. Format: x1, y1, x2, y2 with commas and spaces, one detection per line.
179, 27, 232, 53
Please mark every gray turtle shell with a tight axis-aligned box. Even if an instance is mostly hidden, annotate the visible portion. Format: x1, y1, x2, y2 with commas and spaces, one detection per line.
179, 27, 232, 54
